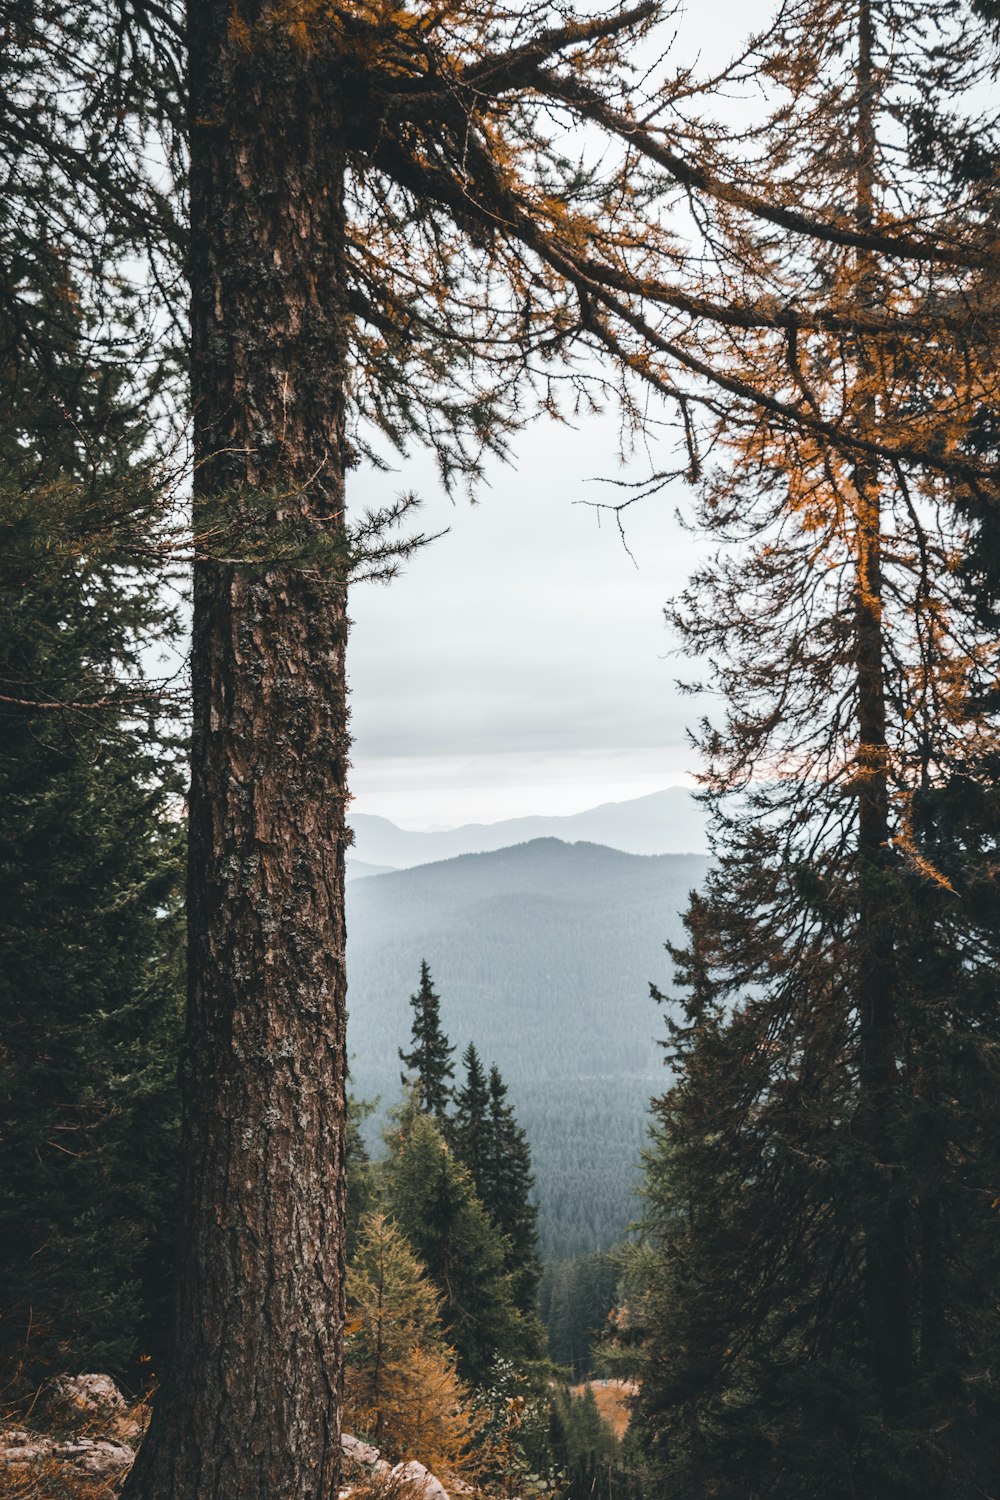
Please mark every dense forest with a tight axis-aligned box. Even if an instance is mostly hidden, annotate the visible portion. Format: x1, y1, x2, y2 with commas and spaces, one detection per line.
346, 840, 708, 1255
3, 1, 1000, 1499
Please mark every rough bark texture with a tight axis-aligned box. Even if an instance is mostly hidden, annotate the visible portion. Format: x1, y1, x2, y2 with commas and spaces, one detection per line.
124, 7, 351, 1497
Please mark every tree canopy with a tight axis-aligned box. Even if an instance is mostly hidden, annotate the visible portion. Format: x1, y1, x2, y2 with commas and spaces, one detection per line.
6, 3, 1000, 1499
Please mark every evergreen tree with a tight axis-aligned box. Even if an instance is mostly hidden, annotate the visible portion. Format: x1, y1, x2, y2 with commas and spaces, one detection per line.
539, 1253, 620, 1379
451, 1043, 490, 1185
0, 244, 184, 1391
399, 961, 456, 1121
548, 1385, 621, 1500
452, 1049, 541, 1314
481, 1066, 542, 1316
117, 0, 1000, 1488
345, 1094, 378, 1260
386, 1112, 538, 1386
632, 5, 1000, 1496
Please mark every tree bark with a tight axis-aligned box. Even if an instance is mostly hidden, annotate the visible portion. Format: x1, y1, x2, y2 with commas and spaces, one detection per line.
124, 7, 351, 1497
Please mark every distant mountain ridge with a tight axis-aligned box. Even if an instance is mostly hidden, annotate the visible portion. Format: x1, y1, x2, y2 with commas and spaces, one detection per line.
345, 836, 709, 1258
347, 787, 706, 870
347, 859, 397, 881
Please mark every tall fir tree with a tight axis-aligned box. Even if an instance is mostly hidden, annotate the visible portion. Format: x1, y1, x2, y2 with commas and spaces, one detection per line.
452, 1050, 541, 1316
0, 240, 184, 1392
539, 1253, 621, 1379
399, 961, 456, 1121
451, 1043, 490, 1186
345, 1093, 378, 1260
548, 1385, 622, 1500
482, 1066, 542, 1317
386, 1112, 539, 1386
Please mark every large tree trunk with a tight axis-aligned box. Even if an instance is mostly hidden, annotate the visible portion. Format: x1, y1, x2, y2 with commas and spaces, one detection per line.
124, 7, 351, 1497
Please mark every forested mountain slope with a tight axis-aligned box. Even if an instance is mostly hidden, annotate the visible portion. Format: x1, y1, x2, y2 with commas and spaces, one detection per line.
345, 839, 708, 1256
348, 787, 706, 869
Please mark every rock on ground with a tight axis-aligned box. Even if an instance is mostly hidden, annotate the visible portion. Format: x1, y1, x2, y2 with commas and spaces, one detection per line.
46, 1373, 127, 1422
0, 1426, 133, 1479
341, 1436, 456, 1500
1, 1375, 141, 1495
391, 1458, 452, 1500
1, 1403, 457, 1500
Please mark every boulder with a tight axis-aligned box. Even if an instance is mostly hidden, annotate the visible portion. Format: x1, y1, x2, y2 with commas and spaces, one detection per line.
342, 1432, 383, 1468
341, 1430, 392, 1487
54, 1436, 134, 1478
46, 1373, 127, 1423
0, 1428, 52, 1467
391, 1458, 451, 1500
0, 1427, 133, 1481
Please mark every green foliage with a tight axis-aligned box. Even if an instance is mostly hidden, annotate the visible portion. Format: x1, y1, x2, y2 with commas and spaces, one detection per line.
399, 960, 455, 1121
633, 590, 1000, 1500
347, 842, 705, 1257
539, 1252, 620, 1379
481, 1067, 541, 1315
0, 247, 184, 1393
453, 1048, 541, 1318
346, 1094, 379, 1259
385, 1112, 539, 1386
469, 1357, 552, 1497
547, 1385, 625, 1500
450, 1043, 490, 1186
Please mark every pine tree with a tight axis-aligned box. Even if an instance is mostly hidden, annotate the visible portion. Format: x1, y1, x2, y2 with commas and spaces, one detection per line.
399, 962, 456, 1121
481, 1067, 542, 1317
451, 1043, 490, 1184
346, 1094, 378, 1260
0, 242, 184, 1391
344, 1212, 476, 1473
548, 1385, 621, 1500
386, 1112, 537, 1386
632, 5, 1000, 1496
539, 1254, 620, 1378
117, 0, 1000, 1490
452, 1049, 541, 1315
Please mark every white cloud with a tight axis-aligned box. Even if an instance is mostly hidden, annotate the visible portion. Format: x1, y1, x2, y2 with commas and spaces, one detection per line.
347, 412, 709, 826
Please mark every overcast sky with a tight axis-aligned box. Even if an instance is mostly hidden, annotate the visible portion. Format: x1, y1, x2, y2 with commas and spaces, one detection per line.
346, 1, 767, 830
347, 413, 710, 828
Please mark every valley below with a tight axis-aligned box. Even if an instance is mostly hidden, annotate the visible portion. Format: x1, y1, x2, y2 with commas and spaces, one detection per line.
344, 825, 709, 1257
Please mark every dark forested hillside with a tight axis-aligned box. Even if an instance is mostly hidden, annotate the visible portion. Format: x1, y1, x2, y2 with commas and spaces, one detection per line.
345, 839, 707, 1256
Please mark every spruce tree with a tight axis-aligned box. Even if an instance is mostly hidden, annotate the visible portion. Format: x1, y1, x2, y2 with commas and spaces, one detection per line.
453, 1052, 541, 1316
345, 1094, 378, 1260
0, 243, 184, 1391
482, 1066, 542, 1316
451, 1043, 490, 1185
399, 961, 456, 1121
540, 1254, 620, 1378
548, 1385, 620, 1500
386, 1112, 537, 1386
